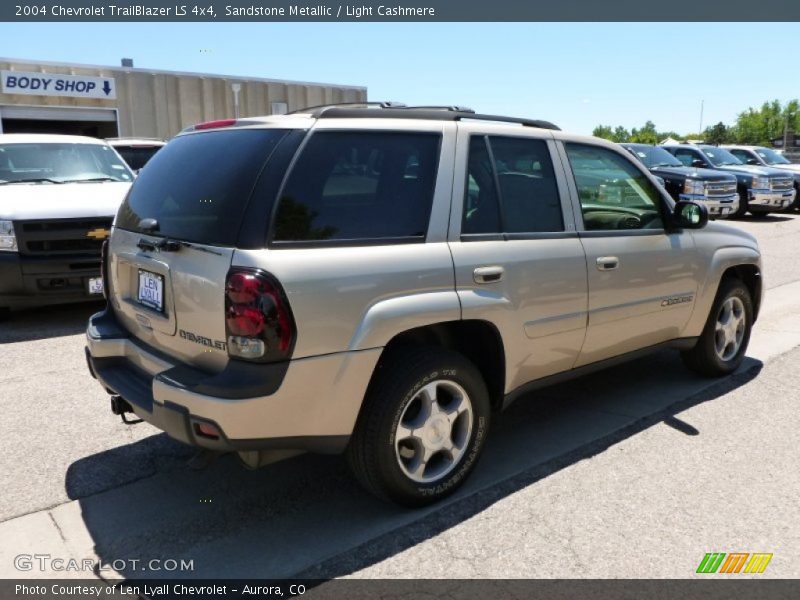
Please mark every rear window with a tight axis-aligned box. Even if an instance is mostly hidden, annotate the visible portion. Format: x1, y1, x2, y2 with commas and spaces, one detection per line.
116, 129, 289, 246
115, 146, 163, 171
272, 131, 440, 244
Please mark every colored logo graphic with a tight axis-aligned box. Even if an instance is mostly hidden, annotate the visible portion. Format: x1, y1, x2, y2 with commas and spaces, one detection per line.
86, 228, 110, 240
696, 552, 773, 574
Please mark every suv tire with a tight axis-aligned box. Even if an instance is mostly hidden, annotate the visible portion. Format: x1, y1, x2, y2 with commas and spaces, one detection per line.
734, 190, 748, 218
347, 347, 491, 507
681, 278, 753, 377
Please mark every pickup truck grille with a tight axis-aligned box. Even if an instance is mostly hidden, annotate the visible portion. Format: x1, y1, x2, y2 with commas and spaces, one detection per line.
706, 181, 737, 197
771, 177, 794, 192
14, 218, 113, 256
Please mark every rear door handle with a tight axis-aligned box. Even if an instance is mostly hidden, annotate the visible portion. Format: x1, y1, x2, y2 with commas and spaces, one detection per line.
473, 266, 505, 284
596, 256, 619, 271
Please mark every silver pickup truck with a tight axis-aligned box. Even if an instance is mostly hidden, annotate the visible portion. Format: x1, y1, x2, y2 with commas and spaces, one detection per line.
85, 104, 762, 506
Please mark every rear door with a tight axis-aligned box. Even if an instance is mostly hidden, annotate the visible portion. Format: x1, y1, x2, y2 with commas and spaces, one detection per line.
109, 126, 302, 372
448, 123, 588, 392
559, 140, 700, 367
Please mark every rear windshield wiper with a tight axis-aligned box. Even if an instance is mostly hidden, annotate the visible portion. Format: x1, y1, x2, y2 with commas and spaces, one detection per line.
137, 237, 222, 256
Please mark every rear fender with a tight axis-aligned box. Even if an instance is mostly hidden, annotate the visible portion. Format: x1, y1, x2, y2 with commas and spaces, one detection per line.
348, 291, 461, 351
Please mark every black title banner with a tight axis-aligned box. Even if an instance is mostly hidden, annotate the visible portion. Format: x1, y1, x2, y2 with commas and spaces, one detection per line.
4, 0, 800, 22
3, 579, 800, 600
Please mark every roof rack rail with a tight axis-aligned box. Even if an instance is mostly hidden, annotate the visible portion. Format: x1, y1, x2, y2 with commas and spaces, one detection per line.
313, 106, 559, 130
399, 105, 476, 113
460, 113, 560, 130
288, 101, 407, 116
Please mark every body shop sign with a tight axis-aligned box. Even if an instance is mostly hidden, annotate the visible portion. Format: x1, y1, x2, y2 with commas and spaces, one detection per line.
1, 70, 116, 99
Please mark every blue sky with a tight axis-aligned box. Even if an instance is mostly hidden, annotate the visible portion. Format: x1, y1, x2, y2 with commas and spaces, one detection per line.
0, 22, 797, 135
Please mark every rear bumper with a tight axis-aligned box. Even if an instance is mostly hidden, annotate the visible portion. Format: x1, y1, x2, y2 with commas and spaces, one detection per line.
85, 309, 380, 453
748, 188, 796, 212
0, 252, 103, 309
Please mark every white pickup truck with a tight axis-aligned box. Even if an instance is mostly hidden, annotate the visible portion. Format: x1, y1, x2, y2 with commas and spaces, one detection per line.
0, 134, 133, 318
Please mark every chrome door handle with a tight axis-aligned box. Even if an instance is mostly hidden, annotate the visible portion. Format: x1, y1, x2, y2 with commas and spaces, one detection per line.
596, 256, 619, 271
473, 266, 505, 284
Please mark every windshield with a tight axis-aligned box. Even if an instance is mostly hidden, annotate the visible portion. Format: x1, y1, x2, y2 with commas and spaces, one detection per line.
700, 146, 743, 167
116, 129, 290, 246
626, 145, 683, 168
115, 146, 163, 171
0, 143, 134, 184
755, 147, 791, 165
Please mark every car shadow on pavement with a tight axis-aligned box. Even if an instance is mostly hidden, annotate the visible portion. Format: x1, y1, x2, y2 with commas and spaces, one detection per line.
730, 214, 795, 223
64, 349, 762, 581
0, 303, 102, 343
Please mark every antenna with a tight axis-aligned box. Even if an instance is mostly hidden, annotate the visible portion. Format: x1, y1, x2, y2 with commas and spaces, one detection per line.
699, 99, 704, 133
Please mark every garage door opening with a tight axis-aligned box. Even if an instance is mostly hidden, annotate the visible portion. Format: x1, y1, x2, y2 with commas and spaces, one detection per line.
1, 118, 118, 137
0, 105, 119, 139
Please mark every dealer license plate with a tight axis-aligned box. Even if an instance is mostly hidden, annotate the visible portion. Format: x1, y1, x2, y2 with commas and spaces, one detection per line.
87, 277, 104, 295
137, 269, 164, 312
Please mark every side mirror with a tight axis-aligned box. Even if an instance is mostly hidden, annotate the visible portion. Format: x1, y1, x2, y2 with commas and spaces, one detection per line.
746, 158, 759, 165
674, 200, 709, 229
691, 159, 706, 168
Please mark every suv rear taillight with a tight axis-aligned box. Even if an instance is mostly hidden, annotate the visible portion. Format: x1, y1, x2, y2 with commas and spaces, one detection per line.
225, 269, 296, 362
100, 239, 110, 299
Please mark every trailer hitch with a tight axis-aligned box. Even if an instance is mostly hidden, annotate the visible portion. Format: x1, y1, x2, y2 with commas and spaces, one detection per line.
110, 395, 143, 425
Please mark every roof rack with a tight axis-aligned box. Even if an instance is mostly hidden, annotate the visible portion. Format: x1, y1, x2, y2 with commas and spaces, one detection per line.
288, 101, 407, 116
288, 102, 559, 130
398, 105, 476, 113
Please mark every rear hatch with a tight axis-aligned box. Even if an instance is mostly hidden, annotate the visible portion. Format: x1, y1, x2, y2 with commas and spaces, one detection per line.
108, 125, 303, 373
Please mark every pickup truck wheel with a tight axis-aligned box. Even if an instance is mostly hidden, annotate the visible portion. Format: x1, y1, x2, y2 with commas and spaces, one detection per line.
681, 278, 753, 377
346, 347, 490, 507
733, 191, 748, 218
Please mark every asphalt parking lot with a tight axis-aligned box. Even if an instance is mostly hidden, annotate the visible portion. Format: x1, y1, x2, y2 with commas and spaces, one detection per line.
1, 213, 800, 580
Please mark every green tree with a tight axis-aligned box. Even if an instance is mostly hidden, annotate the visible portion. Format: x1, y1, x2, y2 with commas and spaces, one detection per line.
612, 126, 630, 143
731, 99, 800, 145
703, 122, 730, 145
629, 121, 659, 144
592, 125, 614, 140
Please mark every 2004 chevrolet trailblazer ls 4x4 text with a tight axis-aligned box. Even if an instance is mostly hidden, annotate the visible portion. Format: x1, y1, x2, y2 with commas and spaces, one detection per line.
85, 103, 763, 506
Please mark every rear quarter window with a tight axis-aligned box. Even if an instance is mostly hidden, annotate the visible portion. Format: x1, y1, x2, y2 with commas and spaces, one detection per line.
271, 131, 441, 244
116, 129, 289, 246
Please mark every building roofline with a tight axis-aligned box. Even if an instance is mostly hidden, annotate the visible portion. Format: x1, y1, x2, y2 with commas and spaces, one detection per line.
0, 56, 368, 92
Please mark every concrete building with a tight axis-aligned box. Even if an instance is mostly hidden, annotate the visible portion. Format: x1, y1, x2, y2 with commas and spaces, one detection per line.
0, 57, 367, 139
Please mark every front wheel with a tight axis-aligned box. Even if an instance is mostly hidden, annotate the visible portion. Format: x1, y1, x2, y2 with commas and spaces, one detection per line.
681, 278, 753, 377
347, 347, 491, 507
733, 190, 748, 218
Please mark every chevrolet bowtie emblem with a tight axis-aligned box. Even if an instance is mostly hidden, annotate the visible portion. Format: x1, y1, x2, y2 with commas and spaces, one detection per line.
86, 228, 110, 240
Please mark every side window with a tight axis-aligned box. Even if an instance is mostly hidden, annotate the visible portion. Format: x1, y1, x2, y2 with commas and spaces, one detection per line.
565, 143, 664, 232
673, 149, 700, 167
463, 136, 501, 234
730, 149, 752, 164
273, 132, 440, 243
462, 135, 563, 236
